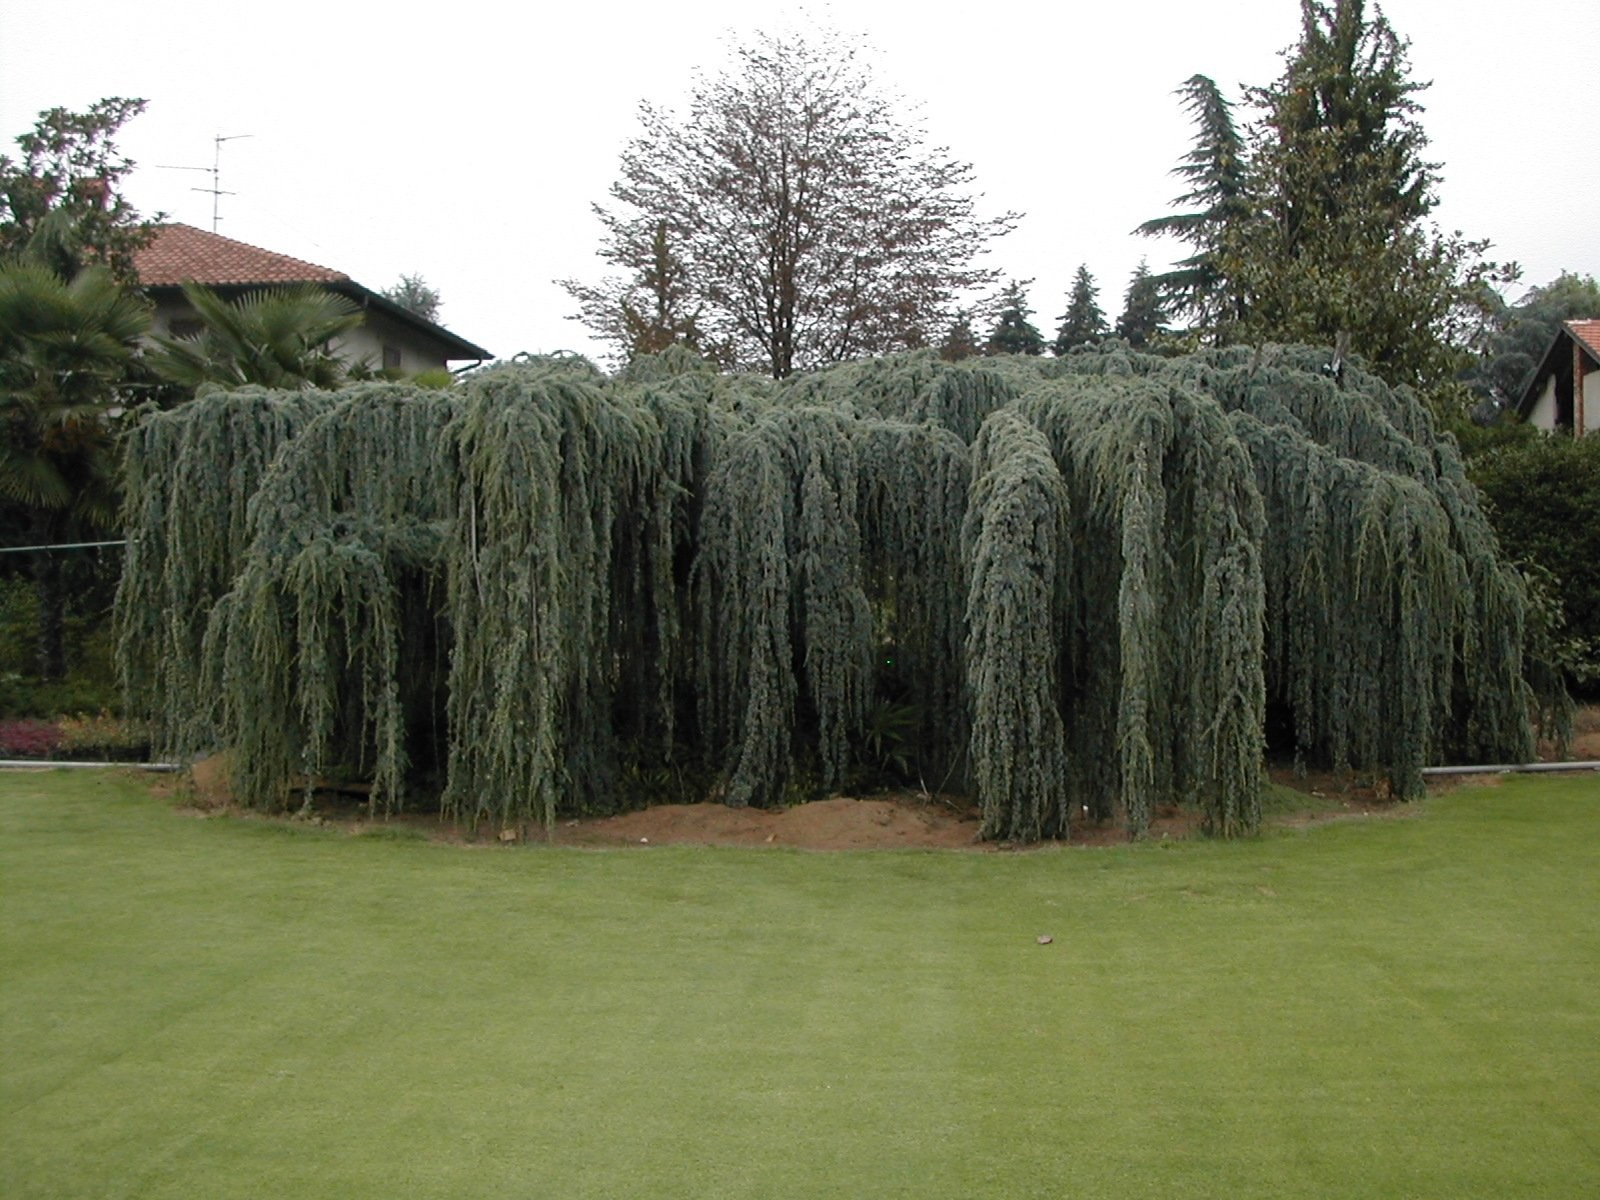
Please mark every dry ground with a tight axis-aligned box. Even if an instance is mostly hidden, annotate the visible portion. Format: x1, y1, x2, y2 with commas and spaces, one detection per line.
178, 753, 1451, 852
168, 704, 1599, 850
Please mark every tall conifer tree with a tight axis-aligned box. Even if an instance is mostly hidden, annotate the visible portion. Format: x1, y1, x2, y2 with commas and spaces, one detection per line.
986, 282, 1045, 356
1225, 0, 1506, 388
118, 348, 1557, 842
1142, 2, 1509, 391
1114, 261, 1166, 350
1053, 265, 1108, 355
1135, 74, 1248, 336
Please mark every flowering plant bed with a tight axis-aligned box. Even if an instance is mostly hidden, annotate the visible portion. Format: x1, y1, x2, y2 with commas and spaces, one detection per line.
0, 718, 64, 759
0, 714, 150, 762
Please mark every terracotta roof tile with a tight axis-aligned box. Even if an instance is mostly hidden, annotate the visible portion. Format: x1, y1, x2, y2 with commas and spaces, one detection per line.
1566, 319, 1600, 362
134, 223, 347, 287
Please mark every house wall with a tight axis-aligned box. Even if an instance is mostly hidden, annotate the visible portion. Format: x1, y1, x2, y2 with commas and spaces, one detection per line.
149, 294, 471, 377
1524, 358, 1599, 437
1585, 363, 1599, 437
1528, 375, 1560, 432
333, 307, 458, 376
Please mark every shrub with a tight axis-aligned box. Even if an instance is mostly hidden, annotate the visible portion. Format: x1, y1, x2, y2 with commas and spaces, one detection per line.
0, 717, 63, 759
1470, 434, 1600, 693
54, 712, 150, 762
0, 673, 122, 719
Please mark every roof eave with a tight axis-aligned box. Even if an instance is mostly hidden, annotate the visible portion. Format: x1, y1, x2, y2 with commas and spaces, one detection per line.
331, 282, 492, 362
144, 279, 493, 362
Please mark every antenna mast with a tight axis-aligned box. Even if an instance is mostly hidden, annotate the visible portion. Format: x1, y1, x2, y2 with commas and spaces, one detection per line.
157, 133, 253, 231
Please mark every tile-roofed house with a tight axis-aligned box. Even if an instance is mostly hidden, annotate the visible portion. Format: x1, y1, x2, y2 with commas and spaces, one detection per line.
1516, 319, 1600, 437
135, 223, 349, 287
1570, 320, 1600, 362
134, 223, 490, 372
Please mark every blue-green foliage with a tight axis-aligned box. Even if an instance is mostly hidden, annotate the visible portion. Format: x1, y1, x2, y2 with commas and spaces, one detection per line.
116, 345, 1547, 841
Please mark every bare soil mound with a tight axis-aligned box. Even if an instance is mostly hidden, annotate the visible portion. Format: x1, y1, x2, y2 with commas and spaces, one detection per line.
545, 795, 1202, 849
554, 795, 981, 850
175, 756, 1204, 849
173, 707, 1600, 851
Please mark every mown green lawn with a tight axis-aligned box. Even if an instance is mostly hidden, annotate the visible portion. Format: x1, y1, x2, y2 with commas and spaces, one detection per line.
2, 770, 1597, 1198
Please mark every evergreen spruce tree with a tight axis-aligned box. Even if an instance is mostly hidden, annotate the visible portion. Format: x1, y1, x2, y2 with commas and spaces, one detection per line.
1052, 265, 1107, 355
986, 282, 1045, 356
1114, 261, 1166, 350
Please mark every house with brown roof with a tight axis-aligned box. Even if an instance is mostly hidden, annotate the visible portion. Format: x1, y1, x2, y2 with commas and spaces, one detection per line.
134, 224, 491, 374
1516, 319, 1600, 437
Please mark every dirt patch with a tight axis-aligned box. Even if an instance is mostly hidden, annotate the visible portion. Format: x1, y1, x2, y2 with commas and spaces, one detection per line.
168, 757, 1206, 851
549, 794, 1202, 850
167, 710, 1600, 852
553, 795, 981, 850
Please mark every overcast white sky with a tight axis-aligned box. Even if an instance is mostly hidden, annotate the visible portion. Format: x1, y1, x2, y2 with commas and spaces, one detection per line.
2, 0, 1595, 365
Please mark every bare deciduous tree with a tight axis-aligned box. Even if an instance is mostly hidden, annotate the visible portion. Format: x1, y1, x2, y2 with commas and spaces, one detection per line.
566, 28, 1015, 377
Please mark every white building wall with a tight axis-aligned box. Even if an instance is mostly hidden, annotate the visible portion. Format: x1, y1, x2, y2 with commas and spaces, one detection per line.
1523, 360, 1600, 437
1527, 375, 1560, 433
1582, 364, 1599, 437
149, 293, 473, 376
333, 308, 457, 376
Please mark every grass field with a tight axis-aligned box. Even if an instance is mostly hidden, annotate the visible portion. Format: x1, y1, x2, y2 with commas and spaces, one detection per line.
3, 771, 1598, 1198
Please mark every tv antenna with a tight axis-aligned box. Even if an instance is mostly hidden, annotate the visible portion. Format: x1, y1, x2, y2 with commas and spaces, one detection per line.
157, 133, 253, 232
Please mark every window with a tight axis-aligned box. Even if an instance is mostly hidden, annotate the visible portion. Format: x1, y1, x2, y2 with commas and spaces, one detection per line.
169, 317, 203, 340
382, 344, 403, 372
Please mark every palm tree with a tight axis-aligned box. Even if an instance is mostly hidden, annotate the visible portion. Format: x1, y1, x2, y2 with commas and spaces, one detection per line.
149, 282, 365, 390
0, 258, 151, 677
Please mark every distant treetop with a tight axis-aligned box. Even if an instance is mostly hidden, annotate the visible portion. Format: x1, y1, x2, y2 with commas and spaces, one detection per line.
382, 273, 442, 323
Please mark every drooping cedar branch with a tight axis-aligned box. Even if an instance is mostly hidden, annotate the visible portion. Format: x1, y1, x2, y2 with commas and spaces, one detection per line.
118, 345, 1556, 841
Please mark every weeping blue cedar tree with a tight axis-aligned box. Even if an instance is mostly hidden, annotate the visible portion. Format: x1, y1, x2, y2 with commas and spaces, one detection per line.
117, 345, 1556, 841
